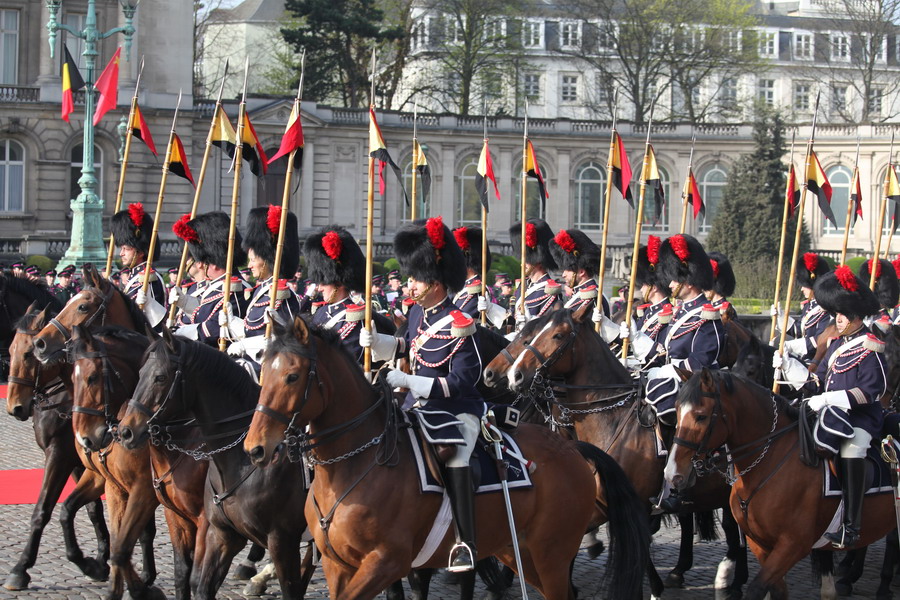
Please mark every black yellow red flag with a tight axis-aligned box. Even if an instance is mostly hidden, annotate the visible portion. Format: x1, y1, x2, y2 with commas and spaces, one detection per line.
525, 139, 548, 215
129, 102, 158, 156
413, 139, 431, 204
683, 168, 704, 221
643, 144, 666, 223
475, 139, 499, 212
807, 151, 836, 227
61, 46, 85, 123
850, 167, 863, 226
240, 113, 268, 177
168, 133, 195, 187
610, 132, 634, 207
267, 103, 304, 166
786, 163, 801, 218
368, 107, 409, 205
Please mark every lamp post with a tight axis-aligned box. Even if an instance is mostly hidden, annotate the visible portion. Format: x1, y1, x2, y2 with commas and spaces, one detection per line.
46, 0, 138, 268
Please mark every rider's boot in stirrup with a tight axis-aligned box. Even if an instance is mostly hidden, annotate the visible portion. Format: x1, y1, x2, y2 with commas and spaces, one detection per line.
446, 466, 477, 572
824, 457, 866, 549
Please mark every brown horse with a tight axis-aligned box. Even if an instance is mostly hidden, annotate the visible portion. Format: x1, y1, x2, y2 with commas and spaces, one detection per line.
666, 369, 897, 599
486, 304, 748, 599
3, 302, 111, 591
244, 315, 650, 600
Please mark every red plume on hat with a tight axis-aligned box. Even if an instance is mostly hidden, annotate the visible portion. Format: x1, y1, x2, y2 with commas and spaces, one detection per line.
453, 227, 470, 251
322, 230, 342, 261
710, 259, 719, 279
554, 229, 577, 254
670, 234, 690, 263
647, 235, 661, 266
129, 203, 145, 228
173, 214, 199, 243
868, 258, 882, 280
426, 216, 446, 251
835, 265, 858, 292
803, 252, 819, 273
525, 222, 538, 248
893, 258, 900, 279
266, 205, 282, 237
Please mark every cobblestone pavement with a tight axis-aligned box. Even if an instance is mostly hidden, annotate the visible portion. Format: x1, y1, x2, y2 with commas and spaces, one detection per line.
0, 408, 895, 599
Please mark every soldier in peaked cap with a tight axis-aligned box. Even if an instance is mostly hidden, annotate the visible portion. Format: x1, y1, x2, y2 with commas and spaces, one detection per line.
509, 219, 562, 330
451, 226, 507, 328
780, 252, 833, 364
776, 266, 885, 549
110, 203, 167, 327
10, 262, 24, 277
858, 258, 899, 333
360, 216, 483, 573
225, 206, 303, 376
304, 225, 394, 363
171, 211, 250, 346
706, 251, 737, 320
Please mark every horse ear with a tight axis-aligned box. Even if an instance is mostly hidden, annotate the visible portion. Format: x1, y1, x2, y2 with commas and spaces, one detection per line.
699, 367, 715, 388
292, 314, 310, 345
572, 301, 592, 324
72, 324, 91, 344
161, 325, 177, 353
25, 300, 37, 315
35, 304, 50, 326
145, 324, 160, 342
674, 365, 692, 382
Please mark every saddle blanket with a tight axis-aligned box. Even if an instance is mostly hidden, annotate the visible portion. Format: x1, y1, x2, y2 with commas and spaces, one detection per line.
821, 449, 894, 499
406, 427, 533, 495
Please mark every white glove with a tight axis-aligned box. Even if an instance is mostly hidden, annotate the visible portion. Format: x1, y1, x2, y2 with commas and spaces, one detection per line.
618, 323, 630, 341
218, 309, 245, 340
226, 339, 246, 357
515, 311, 527, 330
597, 314, 620, 344
773, 352, 809, 389
807, 390, 851, 412
650, 363, 679, 381
358, 327, 398, 361
771, 304, 796, 332
591, 307, 603, 324
486, 302, 508, 330
173, 324, 199, 340
783, 338, 809, 358
305, 283, 317, 298
135, 288, 147, 306
477, 295, 489, 313
385, 369, 433, 398
771, 352, 784, 370
141, 293, 166, 327
630, 330, 656, 363
168, 286, 181, 305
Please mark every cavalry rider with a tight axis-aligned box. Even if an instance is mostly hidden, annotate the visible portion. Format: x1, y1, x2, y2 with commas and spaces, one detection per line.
360, 216, 484, 573
779, 252, 832, 363
707, 251, 737, 321
858, 258, 899, 334
508, 218, 562, 330
304, 225, 395, 363
549, 228, 609, 317
452, 226, 507, 329
617, 235, 672, 366
776, 266, 886, 548
110, 202, 167, 327
226, 206, 303, 376
171, 211, 250, 346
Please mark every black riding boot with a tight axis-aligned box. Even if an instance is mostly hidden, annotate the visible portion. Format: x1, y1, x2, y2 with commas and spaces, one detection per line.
825, 457, 866, 549
446, 466, 477, 572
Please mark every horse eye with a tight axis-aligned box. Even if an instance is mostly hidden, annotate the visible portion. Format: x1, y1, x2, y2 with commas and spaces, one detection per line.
552, 333, 563, 340
23, 351, 32, 359
286, 373, 299, 384
78, 304, 88, 313
154, 375, 166, 384
695, 414, 707, 423
87, 373, 98, 385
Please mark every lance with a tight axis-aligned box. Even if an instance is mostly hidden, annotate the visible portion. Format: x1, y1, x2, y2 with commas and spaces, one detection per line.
518, 101, 529, 321
840, 137, 861, 266
166, 58, 230, 329
774, 91, 820, 394
219, 58, 249, 352
770, 130, 796, 341
871, 132, 895, 290
595, 89, 619, 333
411, 100, 420, 221
620, 101, 655, 364
139, 89, 183, 310
678, 132, 696, 234
105, 57, 145, 278
480, 103, 489, 326
884, 213, 896, 260
363, 49, 377, 378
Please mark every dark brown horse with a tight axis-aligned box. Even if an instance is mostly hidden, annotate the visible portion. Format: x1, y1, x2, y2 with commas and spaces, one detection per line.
667, 369, 897, 599
244, 314, 650, 600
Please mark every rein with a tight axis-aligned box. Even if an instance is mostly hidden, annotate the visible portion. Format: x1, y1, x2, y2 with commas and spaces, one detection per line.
9, 326, 70, 417
45, 284, 115, 360
69, 338, 125, 443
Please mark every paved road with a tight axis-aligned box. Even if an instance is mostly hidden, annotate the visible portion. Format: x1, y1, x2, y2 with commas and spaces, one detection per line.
0, 406, 895, 599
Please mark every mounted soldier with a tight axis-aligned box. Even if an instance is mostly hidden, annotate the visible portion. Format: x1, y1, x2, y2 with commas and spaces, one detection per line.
509, 218, 562, 331
780, 252, 832, 363
360, 216, 483, 573
858, 258, 899, 334
706, 251, 737, 321
110, 202, 167, 327
452, 226, 506, 329
618, 235, 672, 366
549, 228, 609, 317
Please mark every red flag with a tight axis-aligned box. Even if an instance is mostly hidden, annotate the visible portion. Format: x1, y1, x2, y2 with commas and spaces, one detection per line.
683, 168, 704, 220
475, 139, 499, 211
850, 166, 863, 226
61, 46, 85, 123
92, 48, 121, 126
267, 103, 304, 165
610, 132, 633, 207
786, 163, 801, 218
240, 113, 268, 177
129, 102, 157, 156
168, 133, 195, 187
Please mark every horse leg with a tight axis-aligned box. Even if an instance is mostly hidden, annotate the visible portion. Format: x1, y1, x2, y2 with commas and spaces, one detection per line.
234, 542, 266, 580
665, 512, 695, 588
329, 551, 413, 600
744, 539, 807, 600
243, 562, 276, 597
810, 550, 836, 600
407, 568, 434, 600
107, 488, 161, 600
162, 508, 195, 600
267, 534, 304, 600
138, 517, 158, 586
59, 467, 109, 581
835, 545, 864, 596
719, 509, 748, 600
193, 524, 247, 600
646, 554, 666, 599
297, 542, 316, 597
877, 530, 899, 600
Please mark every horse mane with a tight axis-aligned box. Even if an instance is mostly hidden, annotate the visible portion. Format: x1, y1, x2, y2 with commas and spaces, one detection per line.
682, 369, 799, 420
1, 273, 62, 312
267, 314, 362, 368
69, 326, 149, 357
82, 278, 151, 331
174, 337, 259, 405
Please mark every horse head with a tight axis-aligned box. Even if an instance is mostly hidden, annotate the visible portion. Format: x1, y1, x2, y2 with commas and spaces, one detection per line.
6, 303, 56, 420
482, 312, 548, 388
732, 334, 775, 388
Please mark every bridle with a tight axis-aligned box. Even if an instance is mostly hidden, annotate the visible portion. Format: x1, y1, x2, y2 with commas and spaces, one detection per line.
127, 348, 187, 447
7, 323, 69, 417
46, 284, 115, 357
521, 311, 578, 376
68, 338, 125, 446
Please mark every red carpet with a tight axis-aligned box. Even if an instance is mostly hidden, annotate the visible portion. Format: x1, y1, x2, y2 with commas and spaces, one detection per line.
0, 469, 78, 505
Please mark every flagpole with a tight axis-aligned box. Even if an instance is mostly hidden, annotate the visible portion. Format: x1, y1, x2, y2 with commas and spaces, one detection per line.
840, 137, 861, 266
595, 90, 618, 333
105, 56, 144, 278
518, 100, 529, 320
871, 133, 895, 290
411, 100, 419, 222
775, 92, 820, 394
678, 131, 696, 234
480, 104, 489, 326
166, 59, 230, 329
770, 129, 796, 341
219, 58, 249, 352
884, 216, 896, 260
363, 49, 377, 378
620, 101, 655, 364
139, 89, 182, 310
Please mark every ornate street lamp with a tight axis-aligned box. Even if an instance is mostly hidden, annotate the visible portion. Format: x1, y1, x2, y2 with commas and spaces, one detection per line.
46, 0, 138, 267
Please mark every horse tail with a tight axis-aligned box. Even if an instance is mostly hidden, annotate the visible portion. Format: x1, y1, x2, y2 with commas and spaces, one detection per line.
576, 440, 650, 599
695, 510, 719, 542
810, 548, 834, 585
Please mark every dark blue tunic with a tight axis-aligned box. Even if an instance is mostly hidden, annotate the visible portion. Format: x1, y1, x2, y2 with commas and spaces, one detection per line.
795, 298, 833, 360
122, 262, 166, 307
562, 278, 610, 316
665, 294, 725, 371
453, 275, 496, 318
243, 278, 302, 339
179, 274, 249, 346
511, 273, 562, 318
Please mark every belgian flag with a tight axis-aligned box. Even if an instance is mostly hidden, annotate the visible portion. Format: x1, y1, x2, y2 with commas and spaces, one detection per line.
806, 151, 836, 227
643, 144, 666, 223
786, 163, 801, 218
849, 166, 863, 226
525, 139, 548, 215
682, 168, 704, 220
168, 133, 195, 187
413, 138, 431, 205
267, 102, 304, 166
61, 46, 85, 123
368, 107, 409, 205
475, 139, 499, 212
240, 113, 268, 177
610, 132, 633, 207
210, 105, 236, 154
129, 102, 157, 156
886, 163, 900, 204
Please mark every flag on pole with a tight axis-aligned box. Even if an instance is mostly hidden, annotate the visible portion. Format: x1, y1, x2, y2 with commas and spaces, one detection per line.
61, 46, 85, 123
209, 107, 268, 177
786, 163, 801, 218
168, 133, 195, 187
806, 150, 836, 227
643, 144, 666, 222
240, 113, 268, 177
475, 139, 499, 211
210, 105, 237, 154
413, 139, 431, 204
368, 107, 409, 205
129, 102, 158, 156
525, 139, 548, 215
93, 48, 121, 126
850, 167, 863, 226
887, 164, 900, 203
267, 103, 304, 165
610, 132, 634, 207
683, 168, 704, 220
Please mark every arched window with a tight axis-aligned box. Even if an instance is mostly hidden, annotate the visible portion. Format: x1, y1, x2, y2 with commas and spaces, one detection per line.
823, 165, 852, 235
574, 160, 604, 229
699, 165, 728, 232
257, 147, 287, 208
514, 165, 547, 221
883, 165, 898, 236
401, 156, 428, 222
70, 143, 102, 202
456, 157, 482, 226
638, 166, 670, 233
0, 139, 24, 212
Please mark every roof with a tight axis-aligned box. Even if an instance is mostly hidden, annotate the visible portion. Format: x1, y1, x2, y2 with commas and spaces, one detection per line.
208, 0, 286, 24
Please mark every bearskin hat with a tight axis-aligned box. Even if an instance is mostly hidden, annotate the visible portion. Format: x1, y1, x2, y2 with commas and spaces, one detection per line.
657, 234, 714, 291
174, 211, 246, 270
111, 203, 158, 257
707, 251, 736, 298
814, 266, 879, 321
452, 226, 492, 273
509, 219, 558, 271
797, 252, 831, 289
548, 228, 600, 274
303, 226, 366, 292
394, 216, 466, 293
858, 258, 899, 311
242, 206, 300, 279
635, 235, 664, 291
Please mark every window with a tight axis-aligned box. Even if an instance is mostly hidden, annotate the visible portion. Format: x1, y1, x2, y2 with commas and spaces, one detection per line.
514, 164, 547, 222
794, 82, 811, 111
63, 13, 86, 72
759, 31, 776, 57
832, 85, 847, 114
596, 21, 615, 51
0, 10, 18, 85
596, 74, 613, 105
0, 139, 23, 212
823, 166, 852, 235
794, 33, 813, 59
445, 17, 464, 44
723, 30, 741, 52
481, 74, 502, 102
574, 161, 604, 229
868, 87, 884, 116
484, 19, 505, 46
758, 79, 775, 106
523, 73, 541, 103
411, 18, 430, 50
560, 22, 580, 48
402, 157, 428, 222
523, 21, 543, 48
699, 165, 727, 232
561, 75, 579, 103
70, 143, 103, 203
831, 34, 849, 60
636, 167, 669, 232
865, 33, 887, 62
719, 77, 738, 112
456, 158, 483, 226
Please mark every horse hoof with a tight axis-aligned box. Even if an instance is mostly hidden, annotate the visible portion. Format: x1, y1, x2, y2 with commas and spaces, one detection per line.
481, 590, 508, 600
586, 541, 605, 559
140, 570, 158, 586
442, 570, 462, 585
234, 564, 257, 581
835, 581, 852, 597
243, 580, 268, 597
82, 558, 110, 582
3, 571, 31, 591
715, 589, 742, 600
664, 572, 685, 588
147, 586, 168, 600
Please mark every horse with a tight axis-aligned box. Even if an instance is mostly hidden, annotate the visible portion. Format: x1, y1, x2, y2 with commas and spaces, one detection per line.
117, 327, 315, 600
0, 273, 62, 348
244, 314, 650, 600
3, 301, 111, 591
666, 369, 898, 599
491, 303, 749, 599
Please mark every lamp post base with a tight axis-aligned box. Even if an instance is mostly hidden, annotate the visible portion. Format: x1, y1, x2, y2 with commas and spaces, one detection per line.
58, 194, 109, 270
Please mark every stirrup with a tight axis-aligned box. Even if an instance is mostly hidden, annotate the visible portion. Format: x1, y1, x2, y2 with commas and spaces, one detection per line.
825, 526, 859, 549
448, 542, 475, 572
